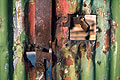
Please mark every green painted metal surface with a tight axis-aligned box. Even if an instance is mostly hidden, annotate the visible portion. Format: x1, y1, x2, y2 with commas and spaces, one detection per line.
0, 0, 9, 80
92, 0, 111, 80
110, 0, 120, 80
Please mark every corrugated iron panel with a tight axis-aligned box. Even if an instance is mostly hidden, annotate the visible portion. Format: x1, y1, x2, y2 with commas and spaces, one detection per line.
0, 0, 120, 80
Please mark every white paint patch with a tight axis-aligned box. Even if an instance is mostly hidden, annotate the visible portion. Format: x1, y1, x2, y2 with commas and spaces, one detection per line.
64, 68, 68, 74
4, 63, 8, 70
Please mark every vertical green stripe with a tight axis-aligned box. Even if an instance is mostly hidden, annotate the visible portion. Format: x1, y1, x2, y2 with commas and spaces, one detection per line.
110, 0, 120, 79
0, 0, 9, 80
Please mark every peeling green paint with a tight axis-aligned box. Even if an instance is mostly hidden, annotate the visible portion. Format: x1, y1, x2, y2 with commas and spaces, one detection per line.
13, 0, 28, 80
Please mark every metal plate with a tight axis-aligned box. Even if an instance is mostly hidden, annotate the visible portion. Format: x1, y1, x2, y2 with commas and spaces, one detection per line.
35, 0, 52, 49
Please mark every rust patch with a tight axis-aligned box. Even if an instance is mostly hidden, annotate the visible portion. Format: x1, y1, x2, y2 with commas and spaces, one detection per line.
117, 76, 120, 80
17, 6, 21, 18
29, 67, 36, 80
87, 42, 92, 60
56, 16, 68, 27
96, 42, 100, 48
111, 41, 115, 45
65, 77, 71, 80
65, 55, 73, 67
104, 0, 106, 3
35, 51, 51, 71
97, 9, 105, 18
75, 70, 80, 78
56, 27, 68, 48
112, 21, 118, 28
20, 70, 22, 73
28, 0, 35, 43
58, 0, 69, 16
103, 29, 110, 54
35, 0, 52, 49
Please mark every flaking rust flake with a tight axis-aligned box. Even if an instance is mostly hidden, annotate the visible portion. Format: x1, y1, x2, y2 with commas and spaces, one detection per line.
103, 28, 110, 54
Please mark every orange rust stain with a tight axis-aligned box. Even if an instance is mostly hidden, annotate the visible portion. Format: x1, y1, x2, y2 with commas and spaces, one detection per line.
28, 2, 35, 41
56, 29, 63, 47
104, 0, 106, 3
65, 77, 71, 80
96, 42, 100, 48
117, 76, 120, 80
111, 41, 115, 45
29, 68, 36, 80
56, 27, 68, 48
65, 55, 73, 67
17, 6, 21, 18
20, 70, 22, 73
87, 42, 92, 59
113, 22, 118, 28
97, 9, 105, 18
103, 29, 110, 54
62, 27, 68, 47
59, 0, 69, 16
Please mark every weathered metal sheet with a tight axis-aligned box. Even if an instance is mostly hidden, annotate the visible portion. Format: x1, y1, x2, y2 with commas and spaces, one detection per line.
54, 0, 111, 80
53, 0, 81, 80
91, 0, 111, 80
1, 0, 120, 80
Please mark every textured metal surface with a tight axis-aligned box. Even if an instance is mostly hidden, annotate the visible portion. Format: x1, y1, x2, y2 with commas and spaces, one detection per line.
12, 0, 28, 80
1, 0, 120, 80
35, 0, 52, 49
35, 0, 52, 80
28, 0, 35, 44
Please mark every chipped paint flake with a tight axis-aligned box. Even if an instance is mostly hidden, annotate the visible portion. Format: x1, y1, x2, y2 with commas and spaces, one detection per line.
13, 0, 24, 41
65, 55, 73, 67
64, 68, 68, 74
4, 63, 8, 70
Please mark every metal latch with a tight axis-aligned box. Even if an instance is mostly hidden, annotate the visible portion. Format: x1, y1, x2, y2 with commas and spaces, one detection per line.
57, 14, 97, 40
